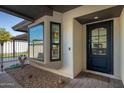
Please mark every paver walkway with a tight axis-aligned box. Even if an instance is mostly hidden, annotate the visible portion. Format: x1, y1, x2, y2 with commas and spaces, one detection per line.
64, 72, 124, 88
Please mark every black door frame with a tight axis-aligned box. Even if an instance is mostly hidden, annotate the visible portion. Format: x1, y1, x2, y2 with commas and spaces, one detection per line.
86, 20, 114, 74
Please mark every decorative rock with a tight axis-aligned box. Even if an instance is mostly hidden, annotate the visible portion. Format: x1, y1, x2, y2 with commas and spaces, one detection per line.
28, 75, 33, 79
6, 65, 70, 88
58, 79, 64, 84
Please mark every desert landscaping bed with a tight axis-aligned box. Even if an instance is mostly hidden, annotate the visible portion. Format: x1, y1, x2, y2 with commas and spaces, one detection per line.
5, 64, 71, 88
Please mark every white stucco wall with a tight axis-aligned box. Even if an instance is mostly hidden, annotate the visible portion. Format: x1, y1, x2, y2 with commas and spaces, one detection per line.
120, 8, 124, 84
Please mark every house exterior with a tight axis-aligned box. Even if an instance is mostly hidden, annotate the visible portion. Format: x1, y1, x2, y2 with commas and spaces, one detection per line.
1, 5, 124, 85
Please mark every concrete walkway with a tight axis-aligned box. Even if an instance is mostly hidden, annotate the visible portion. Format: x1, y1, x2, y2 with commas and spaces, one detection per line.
0, 61, 22, 88
0, 72, 22, 88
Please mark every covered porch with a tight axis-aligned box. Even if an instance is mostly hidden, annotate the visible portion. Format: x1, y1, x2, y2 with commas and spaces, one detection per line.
0, 5, 124, 88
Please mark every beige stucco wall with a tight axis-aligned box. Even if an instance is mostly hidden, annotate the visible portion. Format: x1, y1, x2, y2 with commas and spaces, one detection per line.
114, 18, 121, 78
73, 19, 83, 77
120, 8, 124, 84
29, 11, 75, 78
63, 5, 116, 78
29, 5, 122, 79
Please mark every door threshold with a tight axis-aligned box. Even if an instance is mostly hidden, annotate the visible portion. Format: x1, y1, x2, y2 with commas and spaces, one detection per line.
85, 69, 120, 80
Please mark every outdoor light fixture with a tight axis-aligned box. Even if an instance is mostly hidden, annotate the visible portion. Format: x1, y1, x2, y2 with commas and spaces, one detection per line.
94, 16, 99, 19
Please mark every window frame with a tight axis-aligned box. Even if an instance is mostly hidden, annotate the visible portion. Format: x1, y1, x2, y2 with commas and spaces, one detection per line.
28, 22, 44, 61
50, 22, 61, 61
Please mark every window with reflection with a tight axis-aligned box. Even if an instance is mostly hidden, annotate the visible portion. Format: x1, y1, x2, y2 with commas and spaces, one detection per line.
29, 23, 44, 61
91, 27, 107, 55
50, 22, 61, 61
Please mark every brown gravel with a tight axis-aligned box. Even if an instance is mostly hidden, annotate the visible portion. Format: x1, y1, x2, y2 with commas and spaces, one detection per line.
5, 65, 71, 88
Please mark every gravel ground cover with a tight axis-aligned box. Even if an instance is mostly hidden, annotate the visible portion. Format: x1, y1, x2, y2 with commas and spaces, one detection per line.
6, 64, 71, 88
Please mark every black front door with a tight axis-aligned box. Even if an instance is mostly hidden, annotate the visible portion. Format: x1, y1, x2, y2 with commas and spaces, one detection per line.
87, 20, 113, 74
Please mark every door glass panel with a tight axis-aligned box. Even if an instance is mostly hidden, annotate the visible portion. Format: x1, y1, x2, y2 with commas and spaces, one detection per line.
99, 36, 106, 43
99, 27, 107, 36
91, 27, 107, 55
91, 28, 99, 55
92, 28, 98, 36
98, 43, 107, 55
92, 43, 99, 55
92, 43, 99, 48
92, 36, 98, 43
98, 49, 106, 55
92, 43, 106, 55
99, 43, 107, 48
97, 42, 107, 55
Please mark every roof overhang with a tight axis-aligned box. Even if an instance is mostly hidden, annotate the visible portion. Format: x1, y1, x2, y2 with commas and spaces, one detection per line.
12, 20, 32, 33
11, 34, 28, 41
76, 6, 124, 24
0, 5, 81, 22
4, 5, 81, 32
0, 5, 53, 22
47, 5, 81, 13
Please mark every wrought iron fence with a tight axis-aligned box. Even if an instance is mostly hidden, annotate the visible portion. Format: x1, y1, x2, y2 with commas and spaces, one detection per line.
0, 40, 28, 62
